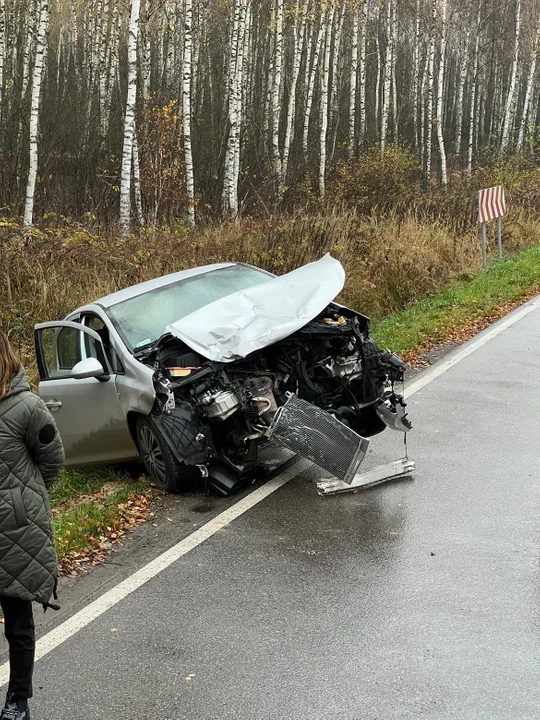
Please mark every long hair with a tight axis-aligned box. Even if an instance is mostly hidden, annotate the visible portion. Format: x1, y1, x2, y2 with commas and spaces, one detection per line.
0, 333, 22, 401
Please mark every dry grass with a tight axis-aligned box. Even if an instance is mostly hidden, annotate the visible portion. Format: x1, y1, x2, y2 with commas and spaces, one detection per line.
1, 204, 539, 376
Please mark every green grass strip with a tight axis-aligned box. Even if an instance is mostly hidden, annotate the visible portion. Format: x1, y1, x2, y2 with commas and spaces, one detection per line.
372, 245, 540, 355
54, 481, 148, 560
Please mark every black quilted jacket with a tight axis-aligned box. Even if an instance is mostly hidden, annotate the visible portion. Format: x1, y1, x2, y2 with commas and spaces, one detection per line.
0, 368, 64, 605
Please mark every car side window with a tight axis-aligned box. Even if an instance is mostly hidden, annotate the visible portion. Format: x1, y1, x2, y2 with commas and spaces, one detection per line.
40, 326, 101, 379
82, 315, 125, 375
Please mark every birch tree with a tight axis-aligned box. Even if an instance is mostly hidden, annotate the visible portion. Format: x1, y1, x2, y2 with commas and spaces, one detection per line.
348, 1, 360, 157
3, 0, 540, 225
380, 0, 393, 152
359, 0, 367, 145
436, 0, 447, 186
319, 4, 334, 197
119, 0, 141, 237
0, 0, 5, 120
183, 0, 195, 226
455, 26, 471, 157
303, 13, 325, 159
412, 0, 421, 148
423, 0, 436, 190
272, 0, 283, 185
467, 8, 481, 176
501, 0, 521, 152
23, 0, 50, 228
281, 0, 308, 192
517, 19, 540, 152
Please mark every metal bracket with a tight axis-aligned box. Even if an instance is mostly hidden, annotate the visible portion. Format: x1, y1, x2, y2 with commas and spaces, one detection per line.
316, 457, 416, 497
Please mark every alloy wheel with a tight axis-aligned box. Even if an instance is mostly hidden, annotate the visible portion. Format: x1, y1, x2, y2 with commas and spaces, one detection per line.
139, 424, 167, 485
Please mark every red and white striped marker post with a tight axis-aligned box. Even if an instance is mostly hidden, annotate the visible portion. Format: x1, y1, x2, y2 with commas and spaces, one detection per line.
478, 186, 507, 268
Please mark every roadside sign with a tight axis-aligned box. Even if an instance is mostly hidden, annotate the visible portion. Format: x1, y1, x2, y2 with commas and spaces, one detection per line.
478, 186, 506, 224
478, 186, 506, 268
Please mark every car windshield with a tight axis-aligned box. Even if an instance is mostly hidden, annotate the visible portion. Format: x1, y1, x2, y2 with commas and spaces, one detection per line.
107, 265, 271, 351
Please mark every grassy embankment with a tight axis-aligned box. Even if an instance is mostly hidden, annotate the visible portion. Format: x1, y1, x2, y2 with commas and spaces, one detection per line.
50, 467, 155, 574
373, 244, 540, 358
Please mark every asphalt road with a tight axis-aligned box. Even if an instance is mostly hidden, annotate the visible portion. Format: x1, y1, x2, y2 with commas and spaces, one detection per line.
3, 298, 540, 719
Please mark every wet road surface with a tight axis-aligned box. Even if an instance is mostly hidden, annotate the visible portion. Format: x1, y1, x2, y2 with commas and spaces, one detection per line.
3, 299, 540, 719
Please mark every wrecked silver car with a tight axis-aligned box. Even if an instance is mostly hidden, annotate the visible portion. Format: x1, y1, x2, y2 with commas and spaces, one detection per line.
35, 255, 411, 495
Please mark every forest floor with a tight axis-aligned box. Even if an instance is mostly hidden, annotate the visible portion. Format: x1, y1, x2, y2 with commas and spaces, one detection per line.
48, 244, 540, 576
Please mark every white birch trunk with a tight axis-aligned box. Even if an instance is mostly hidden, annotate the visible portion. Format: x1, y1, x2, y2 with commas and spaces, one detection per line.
455, 27, 471, 156
21, 0, 37, 104
517, 21, 540, 152
192, 1, 201, 106
222, 0, 242, 217
436, 0, 447, 186
412, 0, 421, 148
141, 19, 151, 103
132, 123, 144, 227
467, 12, 481, 176
104, 0, 120, 134
264, 4, 275, 142
330, 0, 346, 152
501, 0, 521, 152
281, 0, 308, 190
348, 3, 359, 157
380, 0, 392, 152
119, 0, 141, 237
23, 0, 50, 228
424, 0, 435, 190
303, 15, 324, 159
359, 0, 367, 145
183, 0, 195, 226
272, 0, 283, 184
233, 0, 250, 202
98, 0, 111, 137
390, 0, 397, 141
0, 0, 5, 116
375, 7, 381, 138
319, 5, 334, 197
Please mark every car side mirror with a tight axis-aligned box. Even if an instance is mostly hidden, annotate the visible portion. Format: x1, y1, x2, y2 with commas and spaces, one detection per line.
71, 358, 110, 382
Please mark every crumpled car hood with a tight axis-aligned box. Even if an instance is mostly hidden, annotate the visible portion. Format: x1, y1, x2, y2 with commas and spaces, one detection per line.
166, 254, 346, 363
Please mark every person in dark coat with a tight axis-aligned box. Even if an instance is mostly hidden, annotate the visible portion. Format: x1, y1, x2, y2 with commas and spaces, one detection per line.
0, 332, 64, 720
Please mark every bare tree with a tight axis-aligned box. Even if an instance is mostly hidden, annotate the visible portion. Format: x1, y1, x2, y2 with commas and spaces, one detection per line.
23, 0, 49, 228
119, 0, 141, 237
349, 1, 360, 157
436, 0, 447, 185
183, 0, 195, 226
319, 3, 335, 197
380, 0, 393, 152
517, 18, 540, 152
467, 7, 481, 176
501, 0, 521, 152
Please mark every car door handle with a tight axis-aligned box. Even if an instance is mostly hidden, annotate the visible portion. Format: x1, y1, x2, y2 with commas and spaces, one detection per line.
45, 400, 62, 411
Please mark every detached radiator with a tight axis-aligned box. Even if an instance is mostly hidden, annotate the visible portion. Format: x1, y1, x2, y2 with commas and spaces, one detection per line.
270, 395, 370, 485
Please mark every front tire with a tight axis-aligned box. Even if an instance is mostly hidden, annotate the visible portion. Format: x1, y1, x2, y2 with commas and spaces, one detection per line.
136, 416, 198, 493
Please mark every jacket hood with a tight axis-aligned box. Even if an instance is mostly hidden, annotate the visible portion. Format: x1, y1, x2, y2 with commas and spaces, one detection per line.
4, 367, 30, 399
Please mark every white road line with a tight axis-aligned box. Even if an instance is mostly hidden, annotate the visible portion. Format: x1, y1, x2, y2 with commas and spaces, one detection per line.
1, 294, 539, 683
0, 459, 311, 687
406, 295, 540, 398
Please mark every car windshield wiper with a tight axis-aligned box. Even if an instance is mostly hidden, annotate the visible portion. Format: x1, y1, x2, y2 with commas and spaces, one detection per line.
133, 339, 157, 356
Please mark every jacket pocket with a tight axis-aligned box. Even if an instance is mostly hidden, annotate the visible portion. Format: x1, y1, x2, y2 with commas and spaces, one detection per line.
11, 487, 27, 528
0, 487, 27, 532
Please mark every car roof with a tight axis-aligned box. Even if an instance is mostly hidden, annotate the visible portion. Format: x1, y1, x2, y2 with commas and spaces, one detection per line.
94, 263, 237, 309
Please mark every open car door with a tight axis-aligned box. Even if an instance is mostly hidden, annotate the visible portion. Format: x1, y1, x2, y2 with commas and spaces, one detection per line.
34, 321, 137, 466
